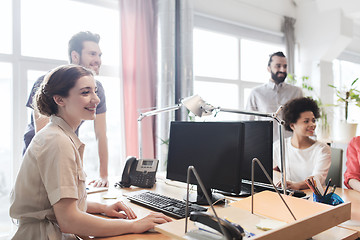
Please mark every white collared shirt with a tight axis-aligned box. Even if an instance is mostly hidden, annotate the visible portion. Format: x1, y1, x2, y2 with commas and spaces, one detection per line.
246, 80, 303, 141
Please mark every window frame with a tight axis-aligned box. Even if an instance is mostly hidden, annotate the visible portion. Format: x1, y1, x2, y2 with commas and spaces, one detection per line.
1, 0, 123, 238
8, 0, 123, 180
333, 54, 360, 124
193, 14, 285, 110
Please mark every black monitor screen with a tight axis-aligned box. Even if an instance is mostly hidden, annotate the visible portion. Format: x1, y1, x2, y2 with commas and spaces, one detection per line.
166, 121, 273, 198
241, 121, 273, 183
166, 121, 244, 195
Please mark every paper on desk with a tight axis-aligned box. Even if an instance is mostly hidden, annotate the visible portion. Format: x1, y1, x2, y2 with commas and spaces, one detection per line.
102, 193, 118, 199
256, 218, 287, 231
186, 228, 223, 240
193, 222, 222, 236
86, 185, 108, 194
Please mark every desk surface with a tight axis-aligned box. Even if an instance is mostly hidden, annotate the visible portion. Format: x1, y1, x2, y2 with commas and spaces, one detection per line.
85, 178, 186, 240
85, 177, 359, 240
304, 187, 360, 237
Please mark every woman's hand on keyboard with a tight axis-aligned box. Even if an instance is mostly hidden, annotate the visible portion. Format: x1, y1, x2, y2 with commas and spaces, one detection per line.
104, 201, 137, 220
132, 212, 172, 233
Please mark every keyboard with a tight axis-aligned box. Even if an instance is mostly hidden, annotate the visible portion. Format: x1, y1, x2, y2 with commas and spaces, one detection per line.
127, 190, 207, 219
241, 179, 306, 198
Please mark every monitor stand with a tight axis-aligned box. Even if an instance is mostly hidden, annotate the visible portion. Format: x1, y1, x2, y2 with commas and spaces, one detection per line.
214, 184, 251, 197
183, 186, 225, 205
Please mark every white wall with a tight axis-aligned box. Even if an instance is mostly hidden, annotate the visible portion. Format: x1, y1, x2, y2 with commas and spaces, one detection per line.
194, 0, 360, 55
294, 0, 360, 138
193, 0, 360, 132
194, 0, 296, 33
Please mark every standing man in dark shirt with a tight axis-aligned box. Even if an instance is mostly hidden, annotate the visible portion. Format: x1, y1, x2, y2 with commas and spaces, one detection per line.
23, 31, 109, 187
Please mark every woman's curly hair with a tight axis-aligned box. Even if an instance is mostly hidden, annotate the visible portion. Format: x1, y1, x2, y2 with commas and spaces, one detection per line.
283, 97, 320, 132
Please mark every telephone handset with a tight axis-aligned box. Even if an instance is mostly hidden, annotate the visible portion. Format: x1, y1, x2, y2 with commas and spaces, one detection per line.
118, 157, 159, 188
190, 212, 245, 240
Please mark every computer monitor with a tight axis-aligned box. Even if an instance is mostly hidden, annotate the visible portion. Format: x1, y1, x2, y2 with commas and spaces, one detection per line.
166, 121, 273, 205
241, 121, 273, 184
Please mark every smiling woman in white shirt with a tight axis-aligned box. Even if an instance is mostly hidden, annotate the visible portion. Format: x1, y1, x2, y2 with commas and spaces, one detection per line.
273, 97, 331, 190
9, 65, 171, 240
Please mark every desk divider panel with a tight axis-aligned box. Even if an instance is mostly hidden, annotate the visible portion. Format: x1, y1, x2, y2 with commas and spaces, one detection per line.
155, 191, 351, 240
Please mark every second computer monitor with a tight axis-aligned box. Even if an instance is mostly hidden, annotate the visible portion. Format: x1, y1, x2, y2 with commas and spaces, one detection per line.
241, 121, 273, 184
166, 120, 273, 202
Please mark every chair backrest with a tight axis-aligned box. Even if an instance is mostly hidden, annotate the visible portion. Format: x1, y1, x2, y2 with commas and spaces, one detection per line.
326, 147, 343, 187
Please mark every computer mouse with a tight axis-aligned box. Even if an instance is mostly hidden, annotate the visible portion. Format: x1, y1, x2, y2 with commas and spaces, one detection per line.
288, 189, 306, 198
147, 228, 158, 233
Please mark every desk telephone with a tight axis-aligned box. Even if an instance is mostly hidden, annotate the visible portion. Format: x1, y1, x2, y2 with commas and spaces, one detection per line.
190, 212, 245, 239
118, 157, 159, 188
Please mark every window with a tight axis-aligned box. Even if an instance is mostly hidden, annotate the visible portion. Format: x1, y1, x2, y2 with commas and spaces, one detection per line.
80, 76, 124, 178
193, 15, 285, 121
194, 81, 239, 121
21, 0, 120, 65
193, 29, 238, 80
0, 62, 12, 237
241, 39, 284, 83
1, 0, 123, 238
333, 59, 360, 123
0, 0, 12, 54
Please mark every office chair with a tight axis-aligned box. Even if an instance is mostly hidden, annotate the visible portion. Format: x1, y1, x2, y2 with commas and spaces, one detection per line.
325, 147, 343, 187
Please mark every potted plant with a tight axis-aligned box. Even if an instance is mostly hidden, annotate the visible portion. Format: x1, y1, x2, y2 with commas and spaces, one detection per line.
328, 78, 360, 142
328, 78, 360, 121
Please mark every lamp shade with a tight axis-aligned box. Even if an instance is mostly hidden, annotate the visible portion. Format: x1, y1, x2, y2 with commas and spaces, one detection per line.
181, 95, 214, 117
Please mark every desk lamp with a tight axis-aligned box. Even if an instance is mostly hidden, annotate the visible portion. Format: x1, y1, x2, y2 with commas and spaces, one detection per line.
185, 95, 288, 194
137, 95, 212, 159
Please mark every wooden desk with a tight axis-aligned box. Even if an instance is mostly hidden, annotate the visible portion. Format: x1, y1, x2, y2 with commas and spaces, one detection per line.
304, 187, 360, 237
85, 178, 357, 240
85, 178, 187, 240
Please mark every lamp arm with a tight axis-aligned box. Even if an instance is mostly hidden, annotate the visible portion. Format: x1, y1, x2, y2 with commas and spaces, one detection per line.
217, 106, 285, 125
217, 107, 274, 119
138, 104, 182, 121
279, 125, 287, 192
215, 105, 287, 194
271, 105, 285, 125
137, 103, 182, 159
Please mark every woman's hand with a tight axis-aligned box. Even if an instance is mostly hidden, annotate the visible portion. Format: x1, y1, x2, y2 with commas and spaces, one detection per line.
349, 179, 360, 192
285, 181, 303, 190
103, 201, 137, 220
276, 180, 307, 190
131, 212, 172, 233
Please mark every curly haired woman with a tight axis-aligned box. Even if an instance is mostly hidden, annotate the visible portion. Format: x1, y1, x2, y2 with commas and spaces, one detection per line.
273, 97, 331, 190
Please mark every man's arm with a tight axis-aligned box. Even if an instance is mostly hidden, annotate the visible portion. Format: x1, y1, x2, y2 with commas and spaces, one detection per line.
34, 110, 50, 133
92, 112, 109, 187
